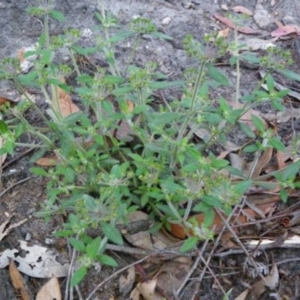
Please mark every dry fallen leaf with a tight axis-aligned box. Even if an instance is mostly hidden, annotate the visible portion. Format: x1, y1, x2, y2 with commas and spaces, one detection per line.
36, 276, 62, 300
130, 278, 161, 300
251, 263, 279, 298
9, 260, 31, 300
119, 266, 136, 296
232, 6, 253, 16
234, 289, 249, 300
271, 19, 300, 37
250, 147, 273, 179
214, 14, 259, 35
0, 215, 27, 242
35, 155, 60, 166
155, 256, 192, 296
53, 77, 80, 117
17, 44, 38, 73
169, 199, 278, 239
0, 240, 69, 278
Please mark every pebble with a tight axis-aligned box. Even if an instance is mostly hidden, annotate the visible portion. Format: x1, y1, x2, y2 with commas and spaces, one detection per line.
162, 17, 171, 25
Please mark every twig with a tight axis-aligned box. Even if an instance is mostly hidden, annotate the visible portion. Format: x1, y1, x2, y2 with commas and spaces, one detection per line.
215, 209, 267, 284
0, 177, 31, 198
64, 238, 78, 300
175, 239, 209, 297
84, 253, 155, 300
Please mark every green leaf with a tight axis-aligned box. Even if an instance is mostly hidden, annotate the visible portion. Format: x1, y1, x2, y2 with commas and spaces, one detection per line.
49, 10, 66, 22
266, 74, 275, 91
53, 230, 74, 237
30, 167, 48, 176
71, 267, 87, 287
203, 209, 215, 227
280, 189, 288, 203
251, 115, 265, 132
238, 121, 255, 138
279, 69, 300, 82
86, 237, 102, 258
240, 53, 260, 64
100, 222, 123, 245
149, 80, 183, 90
109, 31, 135, 43
211, 158, 229, 169
17, 71, 39, 87
234, 180, 252, 194
150, 32, 173, 40
206, 63, 230, 86
180, 236, 198, 252
98, 254, 118, 267
268, 137, 285, 152
243, 144, 258, 153
69, 237, 86, 252
148, 222, 163, 234
0, 120, 8, 134
71, 46, 98, 55
281, 161, 300, 181
77, 74, 94, 84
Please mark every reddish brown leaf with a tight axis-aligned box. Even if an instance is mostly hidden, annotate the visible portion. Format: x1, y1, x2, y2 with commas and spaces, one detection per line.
54, 77, 80, 117
169, 200, 278, 239
9, 260, 31, 300
35, 155, 60, 166
277, 151, 286, 169
251, 147, 273, 178
213, 14, 259, 34
232, 6, 253, 16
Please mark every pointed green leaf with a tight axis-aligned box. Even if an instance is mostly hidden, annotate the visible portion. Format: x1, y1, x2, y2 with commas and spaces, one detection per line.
98, 254, 118, 267
207, 63, 230, 86
180, 236, 198, 252
100, 222, 123, 245
69, 237, 86, 252
71, 267, 87, 287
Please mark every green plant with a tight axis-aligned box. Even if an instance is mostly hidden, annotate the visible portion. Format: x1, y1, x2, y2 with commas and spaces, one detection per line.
1, 1, 300, 289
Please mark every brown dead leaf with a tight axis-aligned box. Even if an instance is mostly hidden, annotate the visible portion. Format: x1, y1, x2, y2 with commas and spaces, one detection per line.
213, 14, 259, 34
271, 19, 300, 37
277, 151, 286, 169
36, 276, 61, 300
251, 147, 273, 179
169, 199, 278, 238
228, 100, 266, 129
251, 263, 279, 298
217, 27, 230, 39
35, 155, 60, 166
116, 120, 135, 142
131, 278, 161, 300
9, 260, 31, 300
0, 95, 14, 106
0, 215, 27, 242
232, 6, 253, 16
155, 257, 192, 296
124, 231, 153, 250
119, 266, 136, 297
17, 44, 38, 73
234, 289, 249, 300
126, 100, 135, 113
53, 77, 80, 117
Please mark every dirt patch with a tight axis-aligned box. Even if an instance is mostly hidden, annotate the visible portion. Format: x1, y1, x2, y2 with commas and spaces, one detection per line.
1, 0, 300, 299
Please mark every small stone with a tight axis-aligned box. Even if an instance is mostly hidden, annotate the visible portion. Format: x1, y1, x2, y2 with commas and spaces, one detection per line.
221, 4, 229, 11
162, 17, 171, 25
